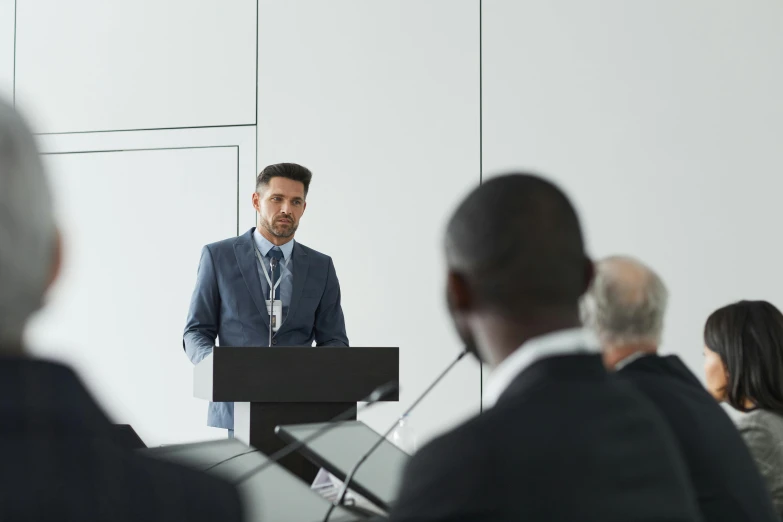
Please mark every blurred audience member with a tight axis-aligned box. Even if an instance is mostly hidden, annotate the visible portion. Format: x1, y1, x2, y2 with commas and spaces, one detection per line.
0, 98, 244, 522
389, 174, 701, 522
705, 300, 783, 518
583, 257, 778, 522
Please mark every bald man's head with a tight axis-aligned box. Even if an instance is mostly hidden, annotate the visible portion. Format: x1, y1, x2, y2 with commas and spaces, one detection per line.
581, 256, 668, 349
443, 173, 593, 365
445, 173, 589, 316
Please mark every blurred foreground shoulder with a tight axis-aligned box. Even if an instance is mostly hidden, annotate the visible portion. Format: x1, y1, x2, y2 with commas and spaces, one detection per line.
389, 417, 495, 522
129, 452, 244, 522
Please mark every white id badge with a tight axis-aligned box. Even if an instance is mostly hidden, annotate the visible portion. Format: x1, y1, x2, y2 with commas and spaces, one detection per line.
265, 299, 283, 332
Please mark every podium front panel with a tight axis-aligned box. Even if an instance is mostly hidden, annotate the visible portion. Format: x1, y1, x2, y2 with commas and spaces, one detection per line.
206, 346, 399, 403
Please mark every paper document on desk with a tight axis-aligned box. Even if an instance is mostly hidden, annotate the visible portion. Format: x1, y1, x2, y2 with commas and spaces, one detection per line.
310, 468, 384, 515
311, 467, 346, 504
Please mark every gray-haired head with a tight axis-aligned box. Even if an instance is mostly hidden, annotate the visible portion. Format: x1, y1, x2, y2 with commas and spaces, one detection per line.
581, 256, 668, 348
0, 98, 57, 348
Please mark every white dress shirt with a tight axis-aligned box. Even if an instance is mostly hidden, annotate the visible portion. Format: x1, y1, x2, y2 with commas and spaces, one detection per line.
482, 328, 600, 409
252, 228, 294, 321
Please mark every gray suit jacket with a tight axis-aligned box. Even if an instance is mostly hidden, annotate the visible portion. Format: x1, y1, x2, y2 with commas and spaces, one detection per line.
183, 228, 349, 429
738, 409, 783, 520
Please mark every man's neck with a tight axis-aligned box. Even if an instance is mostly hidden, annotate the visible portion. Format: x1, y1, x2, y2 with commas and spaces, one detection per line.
0, 335, 26, 357
603, 343, 658, 370
256, 224, 294, 247
481, 310, 583, 368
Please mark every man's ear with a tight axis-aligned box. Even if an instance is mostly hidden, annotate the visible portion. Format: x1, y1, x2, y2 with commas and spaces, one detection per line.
46, 227, 62, 292
582, 256, 595, 295
446, 270, 484, 362
447, 271, 473, 313
251, 192, 261, 213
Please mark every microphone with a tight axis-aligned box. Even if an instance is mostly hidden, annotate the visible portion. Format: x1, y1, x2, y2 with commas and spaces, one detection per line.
268, 256, 279, 347
229, 380, 399, 484
323, 349, 469, 521
361, 381, 399, 404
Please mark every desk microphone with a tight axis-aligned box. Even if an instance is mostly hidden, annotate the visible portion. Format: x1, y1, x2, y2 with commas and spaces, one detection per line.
268, 256, 279, 347
323, 349, 469, 522
227, 380, 400, 484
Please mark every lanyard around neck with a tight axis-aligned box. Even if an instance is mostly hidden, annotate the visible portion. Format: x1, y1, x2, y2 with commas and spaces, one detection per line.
254, 247, 291, 293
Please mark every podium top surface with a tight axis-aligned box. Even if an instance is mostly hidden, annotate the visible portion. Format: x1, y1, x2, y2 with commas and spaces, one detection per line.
194, 346, 399, 403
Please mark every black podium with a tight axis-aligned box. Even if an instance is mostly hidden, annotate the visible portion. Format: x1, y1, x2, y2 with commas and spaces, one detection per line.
194, 346, 399, 482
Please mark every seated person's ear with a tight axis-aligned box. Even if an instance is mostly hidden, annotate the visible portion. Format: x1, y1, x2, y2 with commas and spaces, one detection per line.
47, 227, 63, 292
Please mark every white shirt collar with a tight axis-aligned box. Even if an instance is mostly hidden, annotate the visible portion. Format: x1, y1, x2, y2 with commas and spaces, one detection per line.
253, 228, 295, 262
613, 351, 654, 371
482, 328, 600, 409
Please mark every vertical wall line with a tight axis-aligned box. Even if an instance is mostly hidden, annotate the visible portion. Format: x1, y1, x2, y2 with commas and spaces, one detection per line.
478, 0, 484, 413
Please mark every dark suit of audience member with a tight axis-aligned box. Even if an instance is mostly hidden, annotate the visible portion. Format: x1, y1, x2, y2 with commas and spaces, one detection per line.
392, 352, 701, 522
389, 174, 701, 522
0, 354, 244, 522
618, 354, 778, 522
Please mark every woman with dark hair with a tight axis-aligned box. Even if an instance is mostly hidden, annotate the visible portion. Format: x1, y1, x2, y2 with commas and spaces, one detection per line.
704, 300, 783, 517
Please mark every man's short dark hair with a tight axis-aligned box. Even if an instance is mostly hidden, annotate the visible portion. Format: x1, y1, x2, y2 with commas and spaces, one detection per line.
445, 173, 588, 315
256, 163, 312, 196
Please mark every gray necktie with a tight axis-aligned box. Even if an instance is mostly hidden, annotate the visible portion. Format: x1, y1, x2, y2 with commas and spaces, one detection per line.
267, 247, 284, 300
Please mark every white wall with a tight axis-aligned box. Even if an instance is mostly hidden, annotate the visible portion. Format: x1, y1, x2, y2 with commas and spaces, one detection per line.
13, 0, 482, 448
0, 0, 13, 99
15, 0, 257, 133
13, 0, 258, 446
28, 146, 238, 445
482, 0, 783, 378
11, 0, 780, 450
26, 125, 255, 446
257, 0, 482, 444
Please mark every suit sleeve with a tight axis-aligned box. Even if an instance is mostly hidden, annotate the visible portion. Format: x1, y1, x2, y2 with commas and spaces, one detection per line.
183, 246, 221, 364
313, 257, 349, 347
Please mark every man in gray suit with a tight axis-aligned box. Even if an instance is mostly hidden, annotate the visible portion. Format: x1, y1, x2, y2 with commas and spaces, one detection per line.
184, 163, 349, 434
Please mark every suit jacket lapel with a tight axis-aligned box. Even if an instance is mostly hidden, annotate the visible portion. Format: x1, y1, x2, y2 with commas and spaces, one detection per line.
278, 242, 308, 336
234, 230, 267, 319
